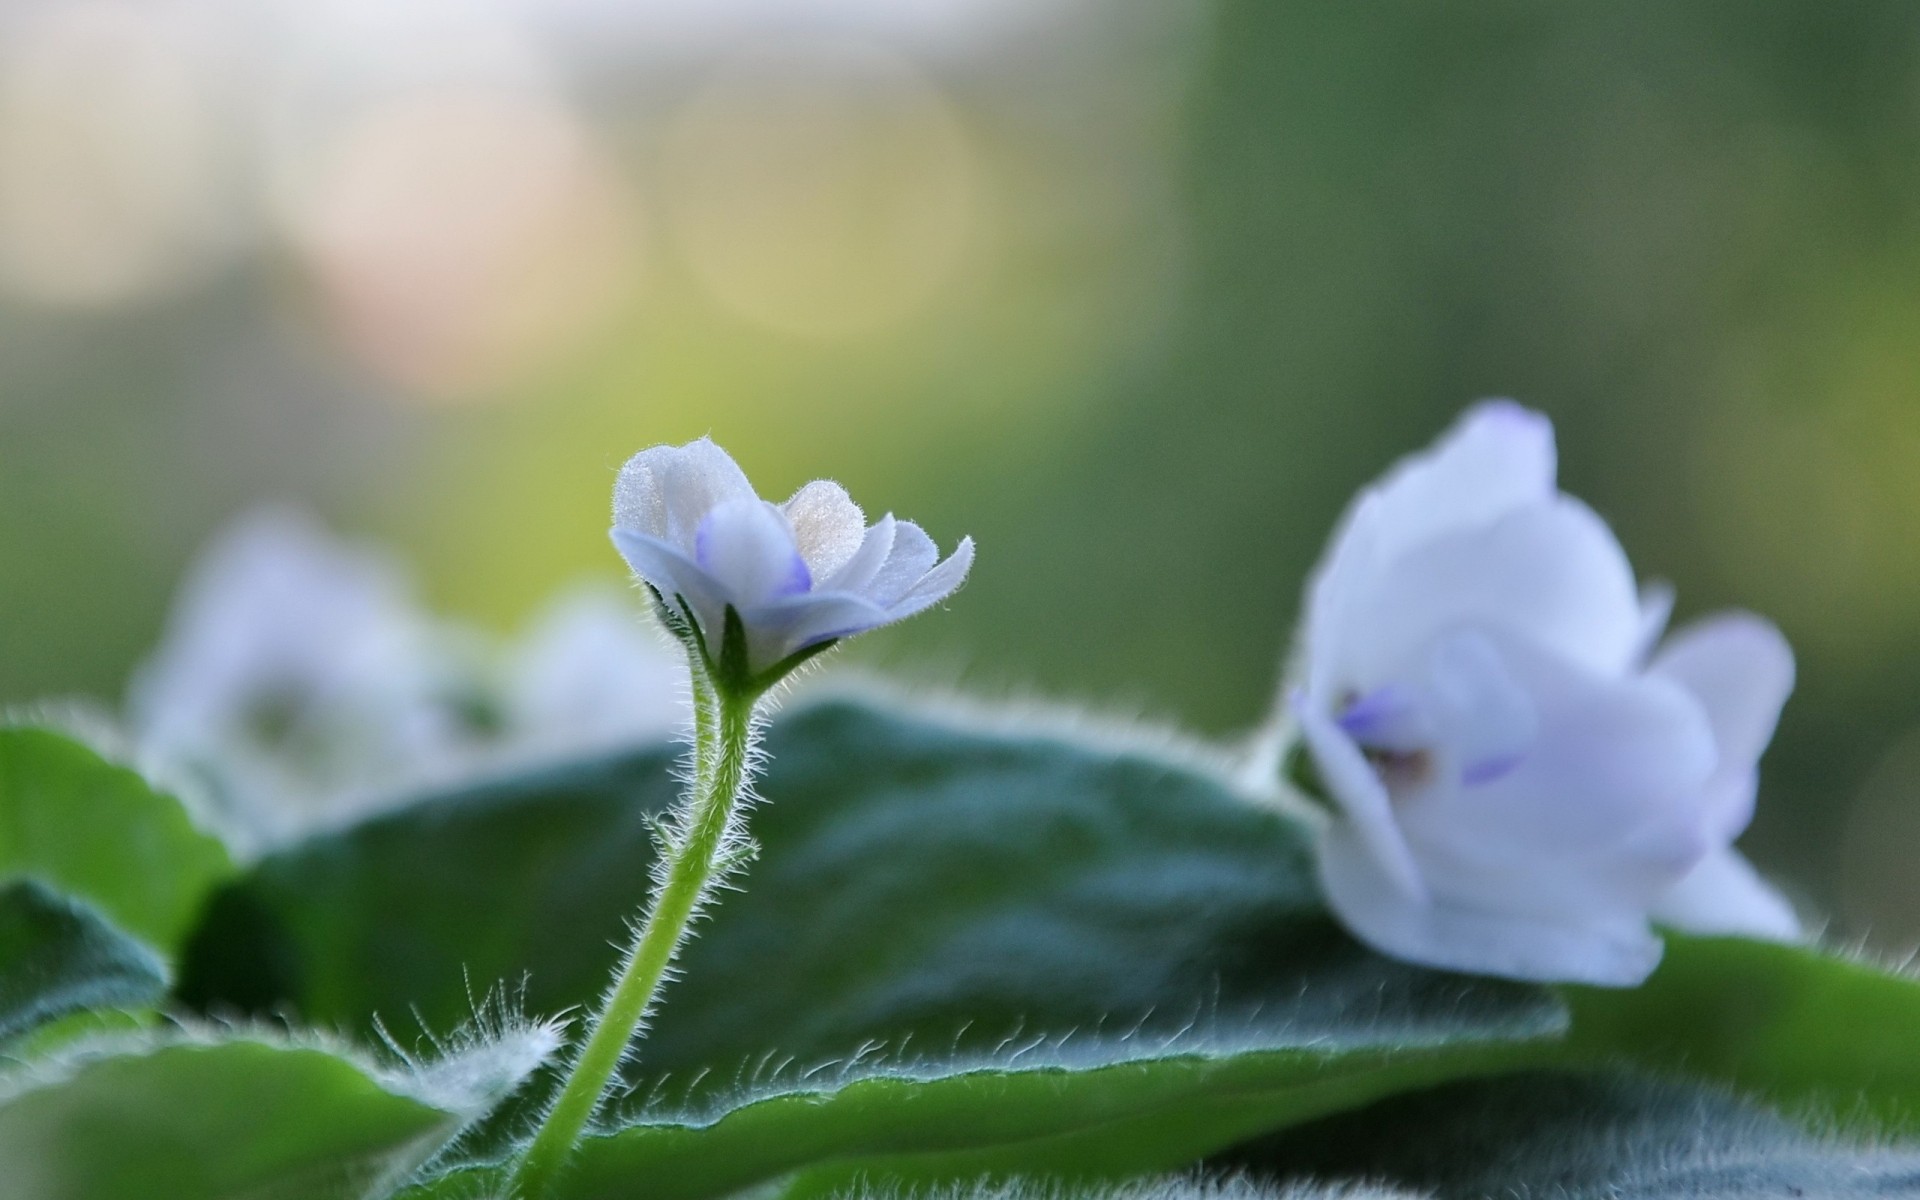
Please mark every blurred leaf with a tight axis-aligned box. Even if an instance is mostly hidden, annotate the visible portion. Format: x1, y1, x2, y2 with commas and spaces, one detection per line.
182, 697, 1563, 1194
1564, 934, 1920, 1137
1216, 1068, 1920, 1198
0, 1039, 460, 1200
0, 880, 165, 1046
0, 727, 232, 954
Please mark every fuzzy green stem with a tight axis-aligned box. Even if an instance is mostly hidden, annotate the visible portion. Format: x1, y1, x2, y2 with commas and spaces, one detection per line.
510, 679, 758, 1198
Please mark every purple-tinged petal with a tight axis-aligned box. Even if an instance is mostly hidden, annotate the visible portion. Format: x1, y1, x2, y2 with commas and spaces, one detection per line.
1409, 633, 1715, 858
1461, 753, 1525, 786
748, 591, 893, 667
609, 527, 732, 649
1294, 693, 1428, 902
1336, 685, 1424, 746
694, 499, 811, 606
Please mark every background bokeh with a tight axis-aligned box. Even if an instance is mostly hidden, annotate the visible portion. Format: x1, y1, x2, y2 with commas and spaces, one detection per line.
4, 1, 1920, 947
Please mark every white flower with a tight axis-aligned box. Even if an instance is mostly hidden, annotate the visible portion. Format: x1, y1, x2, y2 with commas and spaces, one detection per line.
610, 438, 974, 683
127, 508, 484, 849
506, 585, 690, 757
1289, 401, 1800, 987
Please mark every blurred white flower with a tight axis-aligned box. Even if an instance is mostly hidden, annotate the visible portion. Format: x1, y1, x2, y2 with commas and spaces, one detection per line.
127, 507, 483, 850
505, 584, 689, 758
611, 437, 973, 685
1289, 401, 1800, 987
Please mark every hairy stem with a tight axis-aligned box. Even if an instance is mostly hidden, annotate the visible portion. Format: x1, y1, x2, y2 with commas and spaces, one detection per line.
510, 677, 757, 1198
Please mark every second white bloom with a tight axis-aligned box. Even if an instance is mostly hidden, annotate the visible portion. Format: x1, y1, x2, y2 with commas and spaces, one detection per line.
1289, 401, 1800, 987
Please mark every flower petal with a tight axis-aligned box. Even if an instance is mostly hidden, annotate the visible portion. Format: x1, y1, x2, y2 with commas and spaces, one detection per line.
1351, 400, 1558, 565
822, 514, 898, 595
887, 536, 975, 618
609, 527, 732, 648
613, 438, 758, 550
864, 519, 939, 607
1310, 401, 1555, 638
749, 591, 894, 662
1635, 580, 1675, 662
1333, 496, 1643, 687
1395, 632, 1716, 920
784, 481, 867, 581
1318, 822, 1665, 986
1651, 848, 1802, 942
694, 499, 811, 607
1651, 612, 1794, 783
1295, 696, 1427, 901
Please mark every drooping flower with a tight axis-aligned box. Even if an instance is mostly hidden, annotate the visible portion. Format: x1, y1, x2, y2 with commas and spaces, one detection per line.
610, 438, 974, 688
1286, 401, 1799, 987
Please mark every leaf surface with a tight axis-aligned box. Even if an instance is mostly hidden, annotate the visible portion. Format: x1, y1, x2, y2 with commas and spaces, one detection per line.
0, 1039, 456, 1200
1564, 933, 1920, 1135
182, 698, 1563, 1196
0, 727, 231, 955
1219, 1067, 1920, 1198
0, 880, 166, 1045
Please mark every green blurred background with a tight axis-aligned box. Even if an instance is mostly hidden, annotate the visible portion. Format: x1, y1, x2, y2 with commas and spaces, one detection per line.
4, 1, 1920, 945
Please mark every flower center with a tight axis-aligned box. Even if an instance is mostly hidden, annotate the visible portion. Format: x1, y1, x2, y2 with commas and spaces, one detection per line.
1335, 672, 1529, 796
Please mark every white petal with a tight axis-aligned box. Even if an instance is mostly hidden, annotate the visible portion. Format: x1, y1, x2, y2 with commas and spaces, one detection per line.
1296, 697, 1427, 901
822, 514, 898, 595
1635, 580, 1676, 662
1351, 400, 1558, 565
693, 499, 811, 607
1651, 848, 1802, 941
1305, 400, 1556, 654
748, 591, 893, 668
1334, 496, 1643, 687
1650, 612, 1795, 782
784, 481, 867, 581
609, 528, 732, 648
1397, 632, 1717, 920
863, 519, 939, 607
1420, 630, 1538, 778
888, 536, 975, 617
613, 438, 758, 550
1319, 822, 1665, 986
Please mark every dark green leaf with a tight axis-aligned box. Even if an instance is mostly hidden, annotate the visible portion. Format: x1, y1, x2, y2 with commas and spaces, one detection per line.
1218, 1068, 1920, 1198
0, 727, 232, 954
182, 698, 1562, 1195
0, 880, 166, 1046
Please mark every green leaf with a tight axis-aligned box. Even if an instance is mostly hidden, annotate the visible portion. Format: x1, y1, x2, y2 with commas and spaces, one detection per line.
0, 726, 233, 954
0, 1038, 461, 1200
1217, 1068, 1920, 1198
0, 879, 166, 1045
1563, 933, 1920, 1137
181, 698, 1562, 1196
